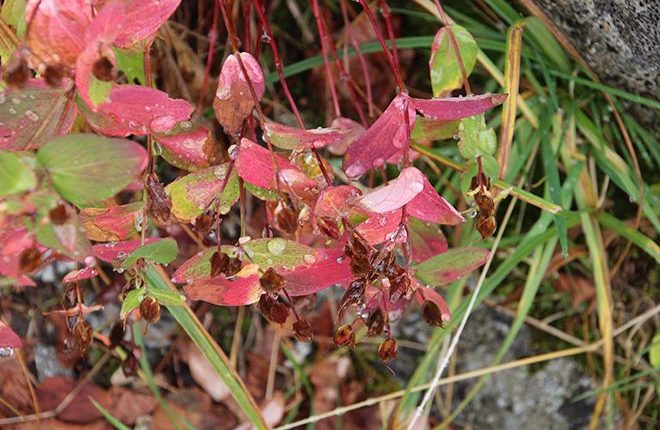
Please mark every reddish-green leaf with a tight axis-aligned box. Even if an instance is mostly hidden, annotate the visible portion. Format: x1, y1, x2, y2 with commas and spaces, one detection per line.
408, 217, 448, 263
79, 202, 144, 242
92, 238, 159, 263
314, 185, 362, 218
412, 94, 507, 121
0, 320, 22, 349
281, 249, 353, 296
62, 267, 98, 283
429, 24, 478, 97
355, 210, 402, 245
184, 270, 262, 306
114, 0, 181, 48
155, 123, 218, 171
35, 203, 93, 262
415, 247, 489, 286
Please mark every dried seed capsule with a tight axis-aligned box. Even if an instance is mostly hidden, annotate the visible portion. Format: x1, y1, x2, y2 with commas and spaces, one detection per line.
293, 319, 313, 342
92, 56, 116, 82
145, 173, 171, 224
4, 55, 29, 88
259, 267, 285, 293
318, 217, 341, 240
49, 204, 69, 225
122, 352, 138, 377
139, 296, 161, 323
194, 211, 215, 233
422, 300, 445, 327
109, 323, 125, 348
338, 278, 366, 314
44, 64, 64, 87
276, 206, 298, 234
225, 257, 242, 276
474, 192, 495, 217
19, 247, 42, 273
388, 268, 411, 303
476, 214, 496, 239
378, 337, 398, 362
258, 294, 289, 324
366, 309, 385, 337
333, 324, 355, 348
73, 320, 93, 356
210, 251, 230, 277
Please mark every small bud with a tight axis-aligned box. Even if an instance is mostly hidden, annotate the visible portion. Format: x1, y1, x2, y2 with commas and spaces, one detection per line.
333, 324, 355, 348
122, 352, 139, 377
210, 251, 230, 277
293, 319, 313, 342
140, 296, 161, 323
422, 300, 445, 327
44, 64, 64, 87
49, 204, 69, 225
73, 320, 93, 356
366, 309, 385, 337
92, 56, 116, 82
4, 55, 30, 88
194, 211, 215, 232
259, 267, 285, 293
378, 337, 398, 362
109, 323, 125, 348
476, 214, 496, 239
19, 247, 42, 273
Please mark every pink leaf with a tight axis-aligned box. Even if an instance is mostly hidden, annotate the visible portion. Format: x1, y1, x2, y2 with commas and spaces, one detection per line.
0, 321, 22, 349
62, 267, 98, 284
408, 217, 448, 263
327, 117, 365, 155
114, 0, 181, 48
25, 0, 94, 67
79, 202, 144, 242
412, 94, 507, 121
358, 167, 425, 213
281, 249, 354, 296
155, 124, 217, 170
264, 122, 357, 151
92, 238, 159, 263
184, 273, 262, 306
406, 175, 464, 225
0, 227, 37, 282
415, 286, 451, 323
314, 185, 362, 219
213, 53, 265, 135
355, 210, 402, 245
343, 94, 416, 179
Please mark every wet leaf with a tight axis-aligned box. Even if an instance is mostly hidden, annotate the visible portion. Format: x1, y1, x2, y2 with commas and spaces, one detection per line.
264, 121, 355, 150
165, 163, 239, 222
358, 166, 425, 213
280, 249, 354, 296
458, 113, 498, 159
429, 24, 478, 96
114, 0, 181, 49
0, 320, 22, 348
92, 237, 159, 263
412, 94, 507, 121
354, 210, 402, 245
0, 227, 38, 285
0, 150, 36, 197
343, 94, 416, 179
242, 238, 319, 270
155, 124, 218, 171
326, 117, 365, 155
213, 52, 265, 135
171, 246, 236, 283
80, 202, 144, 242
410, 117, 459, 141
415, 247, 489, 286
314, 185, 362, 218
121, 288, 145, 320
36, 134, 148, 207
184, 272, 262, 306
62, 267, 98, 283
408, 217, 448, 263
122, 238, 178, 269
406, 174, 465, 225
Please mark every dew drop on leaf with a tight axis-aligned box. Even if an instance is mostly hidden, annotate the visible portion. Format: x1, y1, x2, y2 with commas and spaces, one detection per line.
0, 347, 15, 358
267, 238, 286, 255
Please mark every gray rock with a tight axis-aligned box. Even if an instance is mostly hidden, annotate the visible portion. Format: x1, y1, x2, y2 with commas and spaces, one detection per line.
535, 0, 659, 131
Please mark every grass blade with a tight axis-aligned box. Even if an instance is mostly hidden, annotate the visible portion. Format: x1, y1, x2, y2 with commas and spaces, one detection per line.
90, 398, 132, 430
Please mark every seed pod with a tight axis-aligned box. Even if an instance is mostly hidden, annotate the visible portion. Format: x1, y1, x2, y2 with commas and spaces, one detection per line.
476, 214, 496, 239
139, 296, 161, 323
225, 257, 243, 276
333, 324, 355, 348
210, 251, 230, 277
49, 204, 69, 225
4, 55, 29, 88
388, 268, 411, 303
259, 267, 285, 293
318, 217, 341, 240
19, 247, 42, 273
378, 337, 398, 361
122, 352, 139, 377
44, 64, 64, 87
338, 278, 366, 314
474, 193, 495, 217
194, 211, 215, 232
109, 323, 125, 348
276, 206, 298, 234
258, 294, 289, 324
73, 320, 93, 356
293, 319, 313, 342
62, 285, 77, 308
145, 173, 172, 224
366, 309, 385, 337
92, 56, 116, 82
422, 300, 445, 327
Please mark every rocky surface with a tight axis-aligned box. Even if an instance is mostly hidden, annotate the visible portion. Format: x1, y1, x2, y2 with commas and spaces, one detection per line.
535, 0, 659, 131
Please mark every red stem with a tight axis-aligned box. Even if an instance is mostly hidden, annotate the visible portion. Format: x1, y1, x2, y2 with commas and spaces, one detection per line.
379, 0, 401, 73
311, 0, 341, 118
197, 0, 220, 112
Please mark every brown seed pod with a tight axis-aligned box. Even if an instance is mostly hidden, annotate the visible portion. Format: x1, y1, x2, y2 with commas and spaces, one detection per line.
258, 294, 289, 324
145, 173, 171, 224
293, 319, 313, 342
4, 55, 30, 88
194, 211, 215, 233
388, 267, 411, 303
474, 192, 495, 217
109, 323, 125, 348
338, 278, 366, 314
139, 296, 161, 323
476, 214, 496, 239
276, 206, 298, 234
333, 324, 355, 348
378, 337, 398, 361
366, 309, 385, 337
422, 300, 445, 327
44, 64, 64, 87
122, 352, 139, 377
92, 56, 116, 82
210, 251, 230, 277
259, 267, 285, 293
225, 257, 243, 276
73, 320, 93, 356
317, 217, 341, 240
49, 204, 69, 225
19, 247, 42, 273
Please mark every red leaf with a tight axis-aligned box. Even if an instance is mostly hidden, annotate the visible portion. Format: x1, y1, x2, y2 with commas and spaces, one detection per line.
155, 124, 217, 170
79, 202, 144, 242
314, 185, 362, 219
114, 0, 181, 48
408, 217, 448, 263
358, 167, 425, 213
406, 174, 464, 225
327, 117, 365, 155
415, 286, 451, 323
355, 210, 402, 245
213, 52, 265, 135
412, 94, 507, 121
0, 321, 22, 348
92, 238, 159, 263
25, 0, 94, 67
0, 227, 35, 280
264, 121, 357, 150
281, 249, 354, 296
184, 272, 262, 306
343, 94, 416, 179
62, 267, 98, 283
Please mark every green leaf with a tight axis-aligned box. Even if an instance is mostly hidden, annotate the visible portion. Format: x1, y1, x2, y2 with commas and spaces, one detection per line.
429, 24, 478, 97
148, 288, 185, 307
36, 134, 147, 207
242, 238, 317, 269
120, 288, 145, 319
0, 150, 36, 197
88, 77, 112, 107
650, 333, 660, 368
0, 0, 26, 38
244, 182, 278, 201
415, 247, 489, 286
113, 47, 145, 85
458, 114, 496, 159
410, 117, 459, 141
122, 238, 178, 269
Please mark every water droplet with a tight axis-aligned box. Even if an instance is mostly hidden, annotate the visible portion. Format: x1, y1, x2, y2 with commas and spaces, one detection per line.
134, 212, 144, 231
11, 97, 20, 105
303, 254, 316, 264
238, 236, 251, 244
8, 108, 16, 115
267, 238, 286, 255
261, 31, 271, 43
24, 110, 39, 122
84, 256, 96, 267
336, 256, 345, 264
345, 162, 366, 179
180, 120, 192, 130
228, 144, 238, 160
0, 347, 15, 358
150, 115, 177, 133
